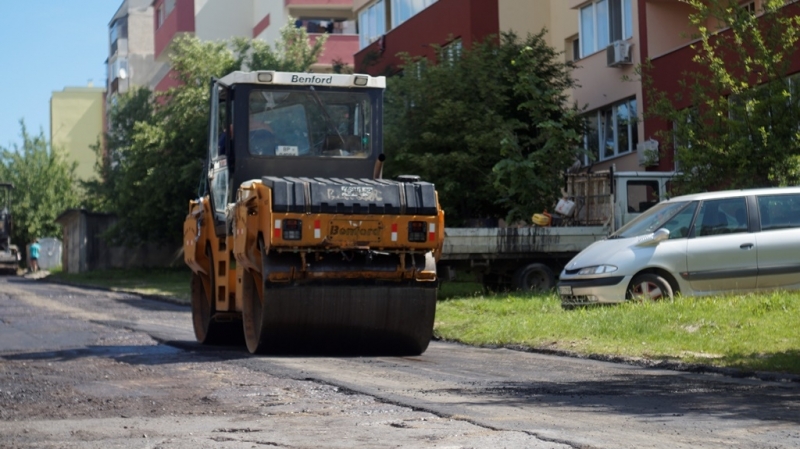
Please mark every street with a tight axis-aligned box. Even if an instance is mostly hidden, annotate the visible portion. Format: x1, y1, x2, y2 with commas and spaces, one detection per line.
1, 276, 798, 449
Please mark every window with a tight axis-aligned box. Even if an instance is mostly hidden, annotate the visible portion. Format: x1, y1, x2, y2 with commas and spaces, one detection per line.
359, 0, 386, 49
583, 97, 638, 163
566, 35, 580, 62
157, 4, 165, 28
295, 18, 355, 35
109, 58, 128, 82
247, 89, 373, 158
741, 1, 756, 14
695, 197, 748, 237
109, 17, 127, 55
626, 180, 660, 213
579, 0, 632, 57
391, 0, 437, 28
758, 194, 800, 231
441, 39, 462, 65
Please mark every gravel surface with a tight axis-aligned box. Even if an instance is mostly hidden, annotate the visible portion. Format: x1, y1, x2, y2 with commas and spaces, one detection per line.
0, 276, 567, 449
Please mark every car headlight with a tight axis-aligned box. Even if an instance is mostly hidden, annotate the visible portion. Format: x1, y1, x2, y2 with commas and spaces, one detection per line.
577, 265, 618, 275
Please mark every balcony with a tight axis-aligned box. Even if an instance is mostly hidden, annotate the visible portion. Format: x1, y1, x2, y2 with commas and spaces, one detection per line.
154, 0, 195, 60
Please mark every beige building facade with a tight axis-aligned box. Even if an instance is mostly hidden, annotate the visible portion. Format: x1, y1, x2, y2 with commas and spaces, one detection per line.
50, 86, 106, 181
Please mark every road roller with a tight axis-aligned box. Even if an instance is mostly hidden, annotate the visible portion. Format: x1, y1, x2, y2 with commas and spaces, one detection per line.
183, 71, 444, 354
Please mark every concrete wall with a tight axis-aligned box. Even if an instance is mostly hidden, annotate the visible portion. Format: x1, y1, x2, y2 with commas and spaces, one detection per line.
57, 210, 178, 273
499, 0, 551, 44
50, 87, 106, 181
194, 0, 253, 42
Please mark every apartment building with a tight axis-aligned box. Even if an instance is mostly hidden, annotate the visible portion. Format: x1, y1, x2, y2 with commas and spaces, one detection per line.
354, 0, 572, 75
352, 0, 642, 170
108, 0, 162, 98
50, 85, 106, 181
641, 0, 800, 172
151, 0, 358, 91
565, 0, 642, 173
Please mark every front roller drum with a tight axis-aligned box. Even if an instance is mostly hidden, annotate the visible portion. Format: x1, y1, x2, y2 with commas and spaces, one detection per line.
243, 279, 437, 355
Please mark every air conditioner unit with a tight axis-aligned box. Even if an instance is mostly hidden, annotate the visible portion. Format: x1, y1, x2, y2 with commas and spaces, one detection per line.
636, 139, 659, 166
606, 41, 632, 67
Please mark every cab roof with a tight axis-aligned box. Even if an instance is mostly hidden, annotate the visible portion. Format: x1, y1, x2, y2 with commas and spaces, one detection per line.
218, 71, 386, 89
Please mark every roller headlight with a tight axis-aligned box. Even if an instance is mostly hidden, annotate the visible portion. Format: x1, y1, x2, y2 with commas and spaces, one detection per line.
577, 265, 618, 275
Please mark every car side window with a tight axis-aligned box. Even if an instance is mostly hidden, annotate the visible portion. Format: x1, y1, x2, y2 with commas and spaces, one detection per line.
757, 194, 800, 231
663, 201, 697, 239
695, 197, 748, 237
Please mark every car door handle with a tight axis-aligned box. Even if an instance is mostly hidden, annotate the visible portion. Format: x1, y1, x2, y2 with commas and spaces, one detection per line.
740, 243, 754, 250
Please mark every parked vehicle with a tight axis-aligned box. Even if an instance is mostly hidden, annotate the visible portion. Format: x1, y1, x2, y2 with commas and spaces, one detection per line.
0, 183, 20, 274
439, 170, 676, 291
557, 187, 800, 308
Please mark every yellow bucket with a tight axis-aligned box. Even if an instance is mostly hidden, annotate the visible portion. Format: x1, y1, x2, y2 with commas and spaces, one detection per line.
532, 213, 551, 227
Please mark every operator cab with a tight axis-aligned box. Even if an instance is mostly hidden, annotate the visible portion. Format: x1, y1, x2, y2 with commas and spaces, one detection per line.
206, 71, 386, 235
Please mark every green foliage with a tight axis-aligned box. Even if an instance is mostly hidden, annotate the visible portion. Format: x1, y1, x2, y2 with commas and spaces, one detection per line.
0, 121, 81, 248
643, 0, 800, 193
384, 31, 584, 225
89, 19, 326, 245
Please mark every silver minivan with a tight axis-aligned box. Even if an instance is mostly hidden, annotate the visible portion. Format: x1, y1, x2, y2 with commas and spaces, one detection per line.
557, 187, 800, 307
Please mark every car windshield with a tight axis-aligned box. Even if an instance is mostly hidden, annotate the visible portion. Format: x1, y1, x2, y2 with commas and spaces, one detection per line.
610, 201, 694, 239
248, 88, 373, 158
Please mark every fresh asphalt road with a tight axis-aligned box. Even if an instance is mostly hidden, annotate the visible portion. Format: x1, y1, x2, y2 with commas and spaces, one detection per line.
1, 276, 799, 449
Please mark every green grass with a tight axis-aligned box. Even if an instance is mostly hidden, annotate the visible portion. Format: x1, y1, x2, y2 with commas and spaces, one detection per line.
49, 267, 192, 303
435, 286, 800, 375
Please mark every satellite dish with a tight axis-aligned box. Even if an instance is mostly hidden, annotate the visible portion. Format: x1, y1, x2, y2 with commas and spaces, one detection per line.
118, 68, 128, 80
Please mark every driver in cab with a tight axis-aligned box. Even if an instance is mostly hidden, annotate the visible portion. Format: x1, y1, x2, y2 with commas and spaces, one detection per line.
249, 114, 277, 155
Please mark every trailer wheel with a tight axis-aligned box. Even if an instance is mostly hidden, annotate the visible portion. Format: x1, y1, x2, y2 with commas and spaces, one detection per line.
513, 263, 555, 293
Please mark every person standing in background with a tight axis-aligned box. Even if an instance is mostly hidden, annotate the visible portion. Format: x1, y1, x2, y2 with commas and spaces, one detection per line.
30, 239, 40, 273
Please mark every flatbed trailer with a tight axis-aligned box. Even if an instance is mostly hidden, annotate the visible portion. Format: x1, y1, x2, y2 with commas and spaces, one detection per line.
437, 170, 677, 291
439, 226, 609, 291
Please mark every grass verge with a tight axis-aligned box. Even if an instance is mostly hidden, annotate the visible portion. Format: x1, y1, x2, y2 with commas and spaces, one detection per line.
49, 267, 191, 303
435, 285, 800, 375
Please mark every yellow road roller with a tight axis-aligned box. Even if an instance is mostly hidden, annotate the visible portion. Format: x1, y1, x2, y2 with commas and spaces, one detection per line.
183, 71, 444, 354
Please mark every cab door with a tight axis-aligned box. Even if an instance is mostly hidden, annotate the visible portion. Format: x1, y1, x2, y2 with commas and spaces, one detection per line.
207, 82, 230, 237
685, 197, 757, 293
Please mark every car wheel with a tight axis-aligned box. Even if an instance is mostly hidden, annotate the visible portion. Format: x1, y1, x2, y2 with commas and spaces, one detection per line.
627, 273, 673, 302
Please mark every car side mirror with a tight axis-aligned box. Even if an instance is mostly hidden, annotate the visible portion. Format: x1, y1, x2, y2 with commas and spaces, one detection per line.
636, 228, 670, 246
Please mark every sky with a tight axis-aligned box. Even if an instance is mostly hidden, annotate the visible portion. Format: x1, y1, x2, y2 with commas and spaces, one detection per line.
0, 1, 122, 150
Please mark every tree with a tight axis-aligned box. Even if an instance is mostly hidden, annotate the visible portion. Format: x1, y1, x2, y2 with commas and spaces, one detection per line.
643, 0, 800, 193
384, 31, 584, 225
90, 19, 326, 245
0, 121, 81, 249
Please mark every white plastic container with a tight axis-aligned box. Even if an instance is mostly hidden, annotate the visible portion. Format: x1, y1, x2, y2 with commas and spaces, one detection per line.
555, 199, 576, 217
